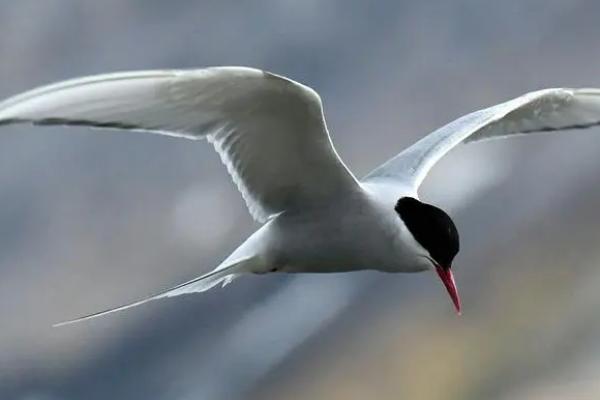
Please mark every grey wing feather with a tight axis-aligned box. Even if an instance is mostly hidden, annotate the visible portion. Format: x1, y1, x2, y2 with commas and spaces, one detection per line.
364, 88, 600, 192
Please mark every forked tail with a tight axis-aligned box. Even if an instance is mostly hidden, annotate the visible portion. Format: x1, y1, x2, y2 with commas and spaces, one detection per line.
53, 256, 254, 327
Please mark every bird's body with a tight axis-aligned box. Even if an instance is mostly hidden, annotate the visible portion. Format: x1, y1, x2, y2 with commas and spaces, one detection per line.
245, 186, 425, 275
1, 66, 599, 325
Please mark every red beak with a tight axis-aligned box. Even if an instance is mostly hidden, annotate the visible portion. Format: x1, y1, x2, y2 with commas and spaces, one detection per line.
435, 266, 461, 315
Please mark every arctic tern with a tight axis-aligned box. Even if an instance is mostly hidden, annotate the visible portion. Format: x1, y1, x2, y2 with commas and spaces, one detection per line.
0, 67, 598, 325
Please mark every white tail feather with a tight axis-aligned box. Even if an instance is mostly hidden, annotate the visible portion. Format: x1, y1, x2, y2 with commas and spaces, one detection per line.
53, 257, 252, 327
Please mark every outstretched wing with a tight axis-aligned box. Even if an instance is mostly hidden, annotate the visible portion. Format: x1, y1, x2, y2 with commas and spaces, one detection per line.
364, 88, 600, 193
0, 67, 360, 221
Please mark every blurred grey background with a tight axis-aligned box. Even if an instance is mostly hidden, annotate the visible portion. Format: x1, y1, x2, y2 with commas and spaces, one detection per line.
1, 1, 600, 399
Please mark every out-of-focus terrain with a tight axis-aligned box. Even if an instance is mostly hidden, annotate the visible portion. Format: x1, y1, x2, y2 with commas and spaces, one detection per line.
1, 1, 600, 399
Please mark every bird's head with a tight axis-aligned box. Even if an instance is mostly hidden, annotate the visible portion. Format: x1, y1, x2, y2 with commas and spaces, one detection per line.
395, 197, 461, 314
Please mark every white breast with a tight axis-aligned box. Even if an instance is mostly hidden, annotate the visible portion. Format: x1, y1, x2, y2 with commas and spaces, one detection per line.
260, 189, 429, 274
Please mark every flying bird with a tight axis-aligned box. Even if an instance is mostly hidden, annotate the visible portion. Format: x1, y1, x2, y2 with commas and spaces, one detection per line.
0, 67, 599, 326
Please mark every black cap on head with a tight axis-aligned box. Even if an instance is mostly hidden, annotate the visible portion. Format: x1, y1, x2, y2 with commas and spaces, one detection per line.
395, 197, 459, 267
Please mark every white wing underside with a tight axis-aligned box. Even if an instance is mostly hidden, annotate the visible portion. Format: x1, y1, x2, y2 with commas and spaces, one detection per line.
364, 88, 600, 193
0, 67, 360, 222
